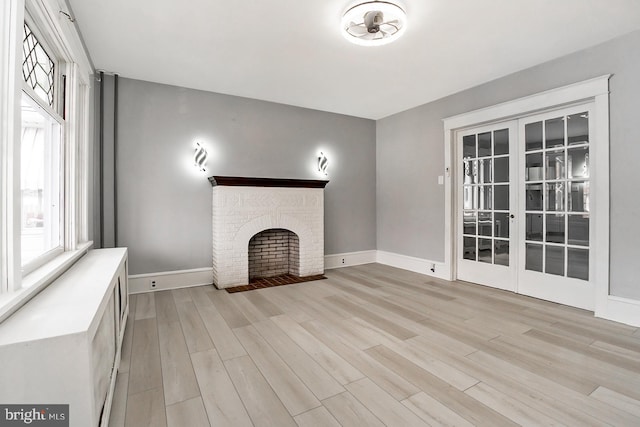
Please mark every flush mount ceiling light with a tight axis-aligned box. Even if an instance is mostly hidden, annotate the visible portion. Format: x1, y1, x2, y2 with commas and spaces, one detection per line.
342, 1, 407, 46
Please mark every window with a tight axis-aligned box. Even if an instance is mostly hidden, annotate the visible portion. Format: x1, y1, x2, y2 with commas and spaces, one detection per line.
20, 93, 63, 271
0, 0, 93, 321
19, 18, 64, 275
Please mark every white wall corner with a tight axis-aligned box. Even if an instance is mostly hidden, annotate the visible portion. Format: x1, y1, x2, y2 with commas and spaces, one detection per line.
325, 250, 377, 269
129, 268, 214, 294
376, 250, 449, 280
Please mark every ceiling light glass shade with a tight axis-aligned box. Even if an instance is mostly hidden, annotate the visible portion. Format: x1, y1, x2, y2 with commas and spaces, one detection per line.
342, 1, 407, 46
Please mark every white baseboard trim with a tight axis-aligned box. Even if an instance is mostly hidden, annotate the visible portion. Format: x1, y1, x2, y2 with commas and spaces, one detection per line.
376, 250, 449, 281
325, 250, 377, 269
596, 296, 640, 327
129, 268, 213, 294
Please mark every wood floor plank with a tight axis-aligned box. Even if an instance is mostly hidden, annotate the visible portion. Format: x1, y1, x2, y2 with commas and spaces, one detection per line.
466, 350, 640, 426
154, 291, 179, 325
233, 325, 320, 415
590, 386, 640, 418
124, 388, 166, 427
188, 285, 216, 309
294, 406, 341, 427
271, 314, 364, 385
326, 295, 417, 340
209, 290, 251, 328
243, 290, 284, 317
258, 287, 314, 323
224, 355, 297, 427
166, 396, 210, 427
175, 300, 214, 353
322, 391, 385, 427
402, 392, 474, 427
390, 340, 480, 391
464, 381, 559, 426
128, 318, 163, 395
227, 293, 268, 323
135, 293, 156, 320
171, 288, 193, 305
345, 378, 430, 427
365, 345, 517, 426
302, 319, 420, 400
405, 340, 605, 426
191, 349, 253, 427
157, 320, 200, 405
251, 319, 345, 400
195, 303, 247, 360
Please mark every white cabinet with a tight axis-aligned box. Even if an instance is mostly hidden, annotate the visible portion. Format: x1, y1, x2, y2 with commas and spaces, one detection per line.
0, 248, 128, 427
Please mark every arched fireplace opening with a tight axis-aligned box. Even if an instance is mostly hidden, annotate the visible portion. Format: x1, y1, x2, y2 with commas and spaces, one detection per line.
248, 228, 300, 281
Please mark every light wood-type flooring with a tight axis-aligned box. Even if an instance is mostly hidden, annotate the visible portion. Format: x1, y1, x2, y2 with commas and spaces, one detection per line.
109, 263, 640, 426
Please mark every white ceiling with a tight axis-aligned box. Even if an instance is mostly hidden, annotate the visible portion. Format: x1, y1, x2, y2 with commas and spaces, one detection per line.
67, 0, 640, 120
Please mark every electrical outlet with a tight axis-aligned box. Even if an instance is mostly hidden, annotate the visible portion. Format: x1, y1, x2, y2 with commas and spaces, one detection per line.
150, 280, 157, 289
341, 258, 345, 264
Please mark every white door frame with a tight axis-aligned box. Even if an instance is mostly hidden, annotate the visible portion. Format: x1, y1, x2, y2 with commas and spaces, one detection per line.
442, 75, 610, 314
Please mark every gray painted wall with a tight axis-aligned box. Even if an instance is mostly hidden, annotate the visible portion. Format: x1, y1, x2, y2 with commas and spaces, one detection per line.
115, 78, 376, 275
376, 29, 640, 300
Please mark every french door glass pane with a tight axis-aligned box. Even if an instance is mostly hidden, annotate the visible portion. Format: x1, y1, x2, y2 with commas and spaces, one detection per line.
494, 129, 509, 155
526, 214, 543, 241
494, 157, 509, 183
478, 239, 492, 263
478, 132, 491, 157
478, 212, 492, 236
494, 213, 509, 238
545, 117, 565, 148
545, 150, 565, 180
494, 185, 509, 210
546, 246, 565, 276
479, 159, 492, 183
494, 240, 509, 266
567, 113, 589, 145
546, 214, 565, 244
526, 243, 543, 272
545, 183, 565, 211
568, 147, 589, 178
525, 122, 543, 151
526, 184, 543, 211
463, 211, 477, 235
463, 135, 476, 158
525, 153, 543, 181
568, 181, 589, 212
568, 248, 589, 280
568, 215, 589, 246
464, 237, 476, 260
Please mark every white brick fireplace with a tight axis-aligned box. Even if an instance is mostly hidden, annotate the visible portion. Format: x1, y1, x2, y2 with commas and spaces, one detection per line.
209, 177, 329, 289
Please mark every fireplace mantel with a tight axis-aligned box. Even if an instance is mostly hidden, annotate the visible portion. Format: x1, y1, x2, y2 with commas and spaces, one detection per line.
210, 175, 327, 289
208, 176, 329, 188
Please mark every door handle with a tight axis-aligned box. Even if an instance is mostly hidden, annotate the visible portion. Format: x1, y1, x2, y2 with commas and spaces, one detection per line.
510, 214, 515, 219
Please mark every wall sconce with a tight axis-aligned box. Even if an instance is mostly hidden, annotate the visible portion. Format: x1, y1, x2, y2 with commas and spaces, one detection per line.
194, 142, 208, 172
318, 152, 328, 176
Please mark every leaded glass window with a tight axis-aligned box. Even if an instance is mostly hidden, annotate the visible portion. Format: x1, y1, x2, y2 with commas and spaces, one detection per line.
22, 22, 55, 107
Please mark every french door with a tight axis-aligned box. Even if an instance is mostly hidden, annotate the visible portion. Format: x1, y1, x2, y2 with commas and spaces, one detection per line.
456, 103, 595, 309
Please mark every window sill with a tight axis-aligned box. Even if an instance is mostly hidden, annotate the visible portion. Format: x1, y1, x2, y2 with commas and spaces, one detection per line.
0, 241, 94, 323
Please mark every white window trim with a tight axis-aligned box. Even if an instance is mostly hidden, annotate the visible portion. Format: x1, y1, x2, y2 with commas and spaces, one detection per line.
442, 75, 612, 320
0, 0, 93, 322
